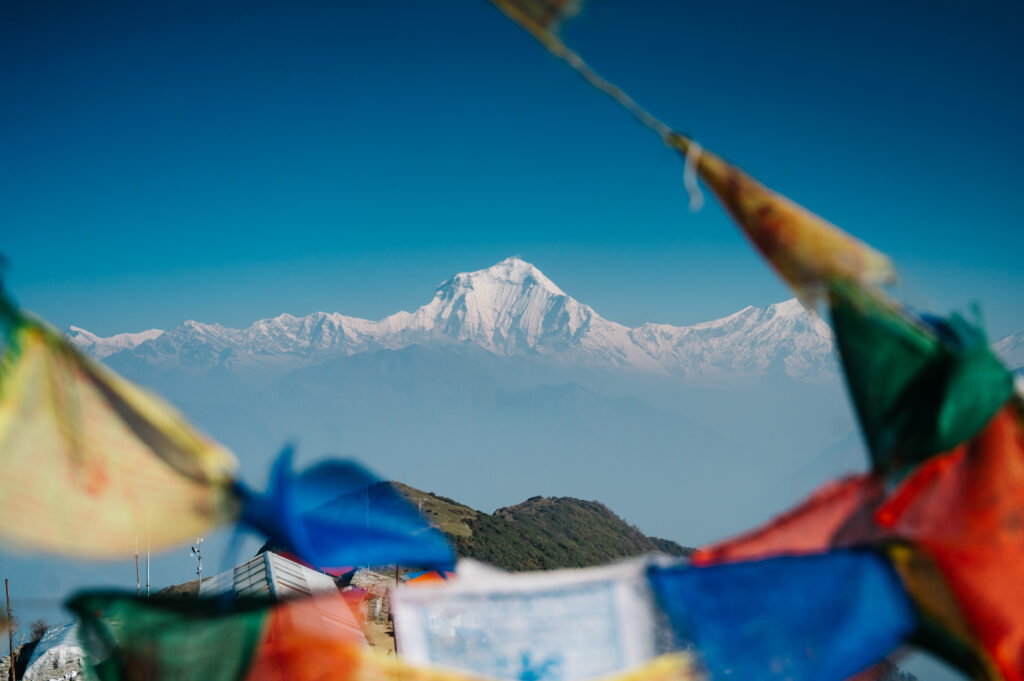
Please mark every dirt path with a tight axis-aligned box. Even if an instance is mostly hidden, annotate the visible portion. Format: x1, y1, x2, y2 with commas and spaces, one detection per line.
364, 621, 396, 655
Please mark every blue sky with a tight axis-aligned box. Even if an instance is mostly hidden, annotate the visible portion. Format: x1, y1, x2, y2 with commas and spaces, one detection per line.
3, 0, 1023, 337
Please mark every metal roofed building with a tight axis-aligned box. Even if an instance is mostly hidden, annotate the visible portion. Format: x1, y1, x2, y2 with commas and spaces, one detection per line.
200, 551, 369, 645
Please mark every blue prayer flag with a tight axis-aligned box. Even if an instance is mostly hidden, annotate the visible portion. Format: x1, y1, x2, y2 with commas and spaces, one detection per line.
239, 448, 455, 571
648, 550, 915, 681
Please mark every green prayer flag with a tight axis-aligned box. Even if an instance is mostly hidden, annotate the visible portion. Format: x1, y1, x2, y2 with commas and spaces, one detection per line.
69, 592, 268, 681
829, 283, 1013, 476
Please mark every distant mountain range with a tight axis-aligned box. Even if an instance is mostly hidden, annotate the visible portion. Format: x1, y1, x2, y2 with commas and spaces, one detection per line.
68, 257, 839, 380
65, 257, 1024, 380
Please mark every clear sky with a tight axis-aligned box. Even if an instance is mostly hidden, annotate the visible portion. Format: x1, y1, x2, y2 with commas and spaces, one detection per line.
3, 0, 1023, 337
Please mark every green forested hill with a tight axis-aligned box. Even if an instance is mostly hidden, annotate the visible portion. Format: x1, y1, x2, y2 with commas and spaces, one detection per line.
391, 483, 693, 571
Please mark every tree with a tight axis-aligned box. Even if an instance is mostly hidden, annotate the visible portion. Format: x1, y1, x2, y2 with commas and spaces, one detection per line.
28, 620, 48, 643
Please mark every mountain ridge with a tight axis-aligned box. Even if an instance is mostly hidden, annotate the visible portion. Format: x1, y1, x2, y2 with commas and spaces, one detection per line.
66, 325, 164, 358
69, 257, 837, 380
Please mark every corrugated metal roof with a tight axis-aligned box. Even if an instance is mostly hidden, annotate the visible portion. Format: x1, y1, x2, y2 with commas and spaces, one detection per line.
200, 551, 340, 599
24, 618, 84, 681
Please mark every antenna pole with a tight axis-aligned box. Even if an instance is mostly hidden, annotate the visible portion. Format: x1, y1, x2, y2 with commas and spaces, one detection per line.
192, 538, 204, 584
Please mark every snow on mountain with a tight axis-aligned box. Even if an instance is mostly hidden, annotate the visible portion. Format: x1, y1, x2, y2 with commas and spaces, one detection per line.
630, 299, 834, 378
68, 257, 835, 379
993, 332, 1024, 372
66, 326, 164, 358
993, 333, 1024, 399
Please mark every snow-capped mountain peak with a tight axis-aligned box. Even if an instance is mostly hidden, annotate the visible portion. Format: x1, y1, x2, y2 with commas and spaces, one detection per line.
382, 257, 599, 356
68, 257, 843, 379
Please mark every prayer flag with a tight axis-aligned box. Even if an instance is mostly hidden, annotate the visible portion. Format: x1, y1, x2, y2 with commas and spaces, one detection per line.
649, 550, 916, 681
668, 137, 896, 306
0, 297, 239, 557
830, 282, 1013, 475
239, 449, 456, 572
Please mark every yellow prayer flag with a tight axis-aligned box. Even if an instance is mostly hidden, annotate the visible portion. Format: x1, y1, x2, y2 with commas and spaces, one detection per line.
0, 308, 240, 557
669, 135, 896, 305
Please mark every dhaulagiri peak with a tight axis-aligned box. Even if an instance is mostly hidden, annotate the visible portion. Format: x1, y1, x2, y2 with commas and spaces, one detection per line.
436, 257, 568, 300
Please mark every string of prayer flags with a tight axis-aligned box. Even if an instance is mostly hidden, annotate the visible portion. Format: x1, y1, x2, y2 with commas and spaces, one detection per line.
489, 0, 1015, 478
489, 1, 896, 307
69, 590, 701, 681
648, 550, 916, 681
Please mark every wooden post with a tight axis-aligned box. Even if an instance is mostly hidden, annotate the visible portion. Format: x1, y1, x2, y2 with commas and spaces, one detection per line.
5, 578, 15, 681
393, 564, 400, 657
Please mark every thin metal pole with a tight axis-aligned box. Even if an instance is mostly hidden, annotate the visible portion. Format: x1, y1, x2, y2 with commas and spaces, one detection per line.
146, 508, 151, 598
5, 578, 15, 681
135, 535, 140, 597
